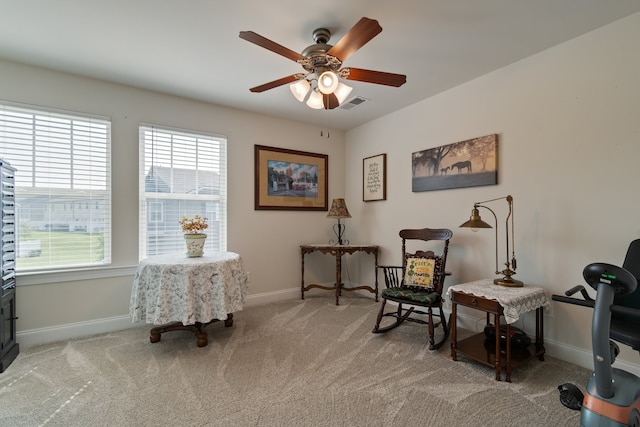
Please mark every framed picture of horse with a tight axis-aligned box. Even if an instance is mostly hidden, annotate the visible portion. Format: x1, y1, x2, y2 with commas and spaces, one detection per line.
411, 134, 498, 192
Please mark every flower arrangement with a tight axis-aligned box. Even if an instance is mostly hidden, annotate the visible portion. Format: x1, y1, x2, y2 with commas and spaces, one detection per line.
179, 215, 208, 235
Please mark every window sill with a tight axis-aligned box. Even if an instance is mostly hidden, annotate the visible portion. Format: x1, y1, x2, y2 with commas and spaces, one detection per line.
17, 265, 138, 286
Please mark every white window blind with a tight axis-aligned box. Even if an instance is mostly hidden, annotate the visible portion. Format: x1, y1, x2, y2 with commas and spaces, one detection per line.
139, 124, 227, 258
0, 101, 111, 271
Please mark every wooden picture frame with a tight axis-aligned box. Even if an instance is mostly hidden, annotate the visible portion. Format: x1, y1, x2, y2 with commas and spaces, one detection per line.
363, 153, 387, 201
411, 134, 498, 192
254, 145, 328, 210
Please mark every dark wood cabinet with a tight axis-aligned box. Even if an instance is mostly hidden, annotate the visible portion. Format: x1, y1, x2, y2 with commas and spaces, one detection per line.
1, 159, 19, 373
1, 286, 19, 372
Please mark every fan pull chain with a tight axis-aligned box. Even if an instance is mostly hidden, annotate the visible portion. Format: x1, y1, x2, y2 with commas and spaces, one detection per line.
319, 108, 330, 138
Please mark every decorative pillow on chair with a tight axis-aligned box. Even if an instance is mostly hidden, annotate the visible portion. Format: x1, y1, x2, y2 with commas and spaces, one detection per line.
403, 255, 443, 292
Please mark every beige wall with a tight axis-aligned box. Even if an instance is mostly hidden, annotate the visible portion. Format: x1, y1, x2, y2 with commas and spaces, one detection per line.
0, 59, 346, 334
3, 12, 639, 373
345, 12, 640, 372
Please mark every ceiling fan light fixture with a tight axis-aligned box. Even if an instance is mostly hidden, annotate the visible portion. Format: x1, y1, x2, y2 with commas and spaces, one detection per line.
289, 79, 310, 102
240, 18, 406, 111
334, 82, 353, 104
306, 90, 324, 109
317, 71, 339, 94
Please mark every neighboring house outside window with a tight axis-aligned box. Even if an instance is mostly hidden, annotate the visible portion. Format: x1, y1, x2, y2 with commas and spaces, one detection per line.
0, 101, 111, 271
139, 124, 227, 258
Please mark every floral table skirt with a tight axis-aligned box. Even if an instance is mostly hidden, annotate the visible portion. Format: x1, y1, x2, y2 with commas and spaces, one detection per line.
130, 252, 249, 325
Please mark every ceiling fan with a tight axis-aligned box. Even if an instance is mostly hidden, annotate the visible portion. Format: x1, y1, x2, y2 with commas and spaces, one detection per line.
239, 17, 407, 110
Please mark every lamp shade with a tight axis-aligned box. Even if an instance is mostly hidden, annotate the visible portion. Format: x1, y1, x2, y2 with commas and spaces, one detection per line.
317, 71, 340, 94
306, 90, 324, 109
290, 79, 310, 102
459, 208, 492, 229
327, 198, 351, 219
334, 82, 353, 104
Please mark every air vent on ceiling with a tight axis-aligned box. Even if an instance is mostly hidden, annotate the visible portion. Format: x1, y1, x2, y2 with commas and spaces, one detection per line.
340, 96, 369, 110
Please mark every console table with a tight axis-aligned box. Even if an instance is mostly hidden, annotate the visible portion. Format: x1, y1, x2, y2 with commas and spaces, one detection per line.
130, 252, 249, 347
300, 244, 378, 305
447, 279, 550, 382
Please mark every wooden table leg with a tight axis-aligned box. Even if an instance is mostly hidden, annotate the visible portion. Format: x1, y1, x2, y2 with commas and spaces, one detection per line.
150, 322, 208, 347
335, 253, 342, 305
536, 307, 545, 361
494, 314, 502, 381
373, 251, 379, 302
450, 301, 458, 360
149, 313, 234, 348
505, 323, 512, 382
224, 313, 234, 327
301, 251, 306, 300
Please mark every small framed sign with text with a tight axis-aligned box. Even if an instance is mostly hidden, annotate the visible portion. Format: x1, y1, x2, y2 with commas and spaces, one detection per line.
363, 153, 386, 202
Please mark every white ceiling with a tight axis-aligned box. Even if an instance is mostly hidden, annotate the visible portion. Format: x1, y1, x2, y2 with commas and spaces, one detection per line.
1, 1, 639, 131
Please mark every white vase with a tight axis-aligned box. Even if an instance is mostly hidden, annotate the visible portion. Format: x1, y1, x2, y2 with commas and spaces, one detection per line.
184, 234, 207, 257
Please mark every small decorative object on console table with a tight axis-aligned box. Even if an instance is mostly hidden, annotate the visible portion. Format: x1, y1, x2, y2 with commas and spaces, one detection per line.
447, 279, 550, 382
180, 214, 208, 257
460, 195, 523, 287
130, 252, 249, 347
326, 198, 351, 245
300, 244, 378, 305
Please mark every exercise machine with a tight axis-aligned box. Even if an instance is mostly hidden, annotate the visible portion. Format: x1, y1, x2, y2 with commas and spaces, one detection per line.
553, 262, 640, 426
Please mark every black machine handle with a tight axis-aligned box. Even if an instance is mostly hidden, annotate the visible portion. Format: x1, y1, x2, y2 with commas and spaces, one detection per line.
552, 293, 595, 309
552, 287, 640, 323
566, 285, 594, 301
552, 284, 595, 308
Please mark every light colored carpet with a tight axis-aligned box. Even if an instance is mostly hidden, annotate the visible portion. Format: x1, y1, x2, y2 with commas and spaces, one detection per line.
0, 296, 587, 426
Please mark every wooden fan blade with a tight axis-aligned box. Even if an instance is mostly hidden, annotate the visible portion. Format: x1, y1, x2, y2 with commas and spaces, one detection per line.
249, 75, 299, 93
239, 31, 305, 62
323, 93, 339, 110
342, 67, 407, 87
327, 17, 382, 62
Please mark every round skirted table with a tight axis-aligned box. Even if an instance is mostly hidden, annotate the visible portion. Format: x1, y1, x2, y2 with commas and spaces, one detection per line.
130, 252, 249, 347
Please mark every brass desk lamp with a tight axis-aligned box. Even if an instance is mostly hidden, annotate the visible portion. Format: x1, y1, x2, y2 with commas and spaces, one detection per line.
460, 195, 523, 287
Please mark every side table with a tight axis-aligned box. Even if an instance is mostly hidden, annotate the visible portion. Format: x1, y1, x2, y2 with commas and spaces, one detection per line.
447, 279, 550, 382
300, 244, 378, 305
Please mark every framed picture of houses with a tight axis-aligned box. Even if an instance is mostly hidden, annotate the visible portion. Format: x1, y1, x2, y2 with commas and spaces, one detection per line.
254, 145, 328, 210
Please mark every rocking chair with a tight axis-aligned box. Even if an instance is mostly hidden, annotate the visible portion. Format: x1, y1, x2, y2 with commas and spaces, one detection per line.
372, 228, 453, 350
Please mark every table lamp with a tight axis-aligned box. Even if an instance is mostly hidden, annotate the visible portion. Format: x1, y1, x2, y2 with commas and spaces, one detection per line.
459, 195, 523, 287
327, 198, 351, 245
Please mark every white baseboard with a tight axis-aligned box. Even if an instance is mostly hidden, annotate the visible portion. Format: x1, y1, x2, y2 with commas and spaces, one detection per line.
244, 287, 301, 306
16, 288, 640, 378
17, 287, 303, 347
17, 315, 136, 347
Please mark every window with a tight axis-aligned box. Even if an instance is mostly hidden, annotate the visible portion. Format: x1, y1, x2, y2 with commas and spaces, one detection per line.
0, 101, 111, 271
148, 202, 164, 223
139, 124, 227, 258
